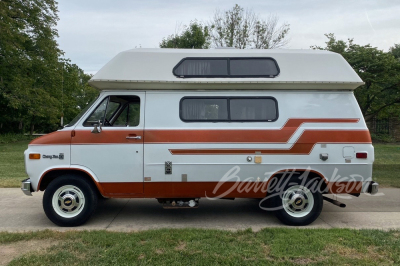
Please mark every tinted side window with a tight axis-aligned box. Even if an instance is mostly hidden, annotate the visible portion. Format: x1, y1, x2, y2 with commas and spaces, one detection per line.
174, 59, 228, 77
83, 96, 140, 127
230, 98, 277, 121
115, 102, 140, 127
230, 59, 279, 77
181, 98, 228, 121
84, 97, 108, 126
127, 102, 140, 126
106, 101, 120, 121
180, 97, 278, 122
113, 105, 128, 127
173, 57, 279, 78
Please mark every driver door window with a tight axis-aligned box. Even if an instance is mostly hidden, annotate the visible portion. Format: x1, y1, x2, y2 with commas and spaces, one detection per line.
83, 95, 140, 127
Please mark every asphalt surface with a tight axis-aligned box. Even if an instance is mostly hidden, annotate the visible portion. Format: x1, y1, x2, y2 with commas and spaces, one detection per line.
0, 188, 399, 232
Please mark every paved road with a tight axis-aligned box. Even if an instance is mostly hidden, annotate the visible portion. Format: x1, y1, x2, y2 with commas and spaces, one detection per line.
0, 188, 399, 232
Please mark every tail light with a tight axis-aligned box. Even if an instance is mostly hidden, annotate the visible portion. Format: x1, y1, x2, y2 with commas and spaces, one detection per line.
356, 152, 368, 159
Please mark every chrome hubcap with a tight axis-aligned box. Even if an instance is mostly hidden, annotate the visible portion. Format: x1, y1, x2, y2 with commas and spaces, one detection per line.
289, 193, 307, 209
282, 185, 314, 218
59, 193, 78, 211
52, 185, 85, 218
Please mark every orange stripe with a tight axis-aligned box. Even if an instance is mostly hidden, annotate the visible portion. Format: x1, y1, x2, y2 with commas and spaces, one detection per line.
328, 181, 362, 194
96, 181, 362, 198
30, 131, 71, 145
145, 118, 360, 143
72, 130, 143, 144
29, 118, 361, 145
99, 182, 143, 195
39, 167, 362, 197
169, 130, 372, 155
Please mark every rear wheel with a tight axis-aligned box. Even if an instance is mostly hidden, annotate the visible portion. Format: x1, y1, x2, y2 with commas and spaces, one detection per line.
271, 176, 323, 226
43, 175, 98, 226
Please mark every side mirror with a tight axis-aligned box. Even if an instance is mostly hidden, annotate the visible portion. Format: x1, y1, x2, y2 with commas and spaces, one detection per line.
92, 120, 102, 134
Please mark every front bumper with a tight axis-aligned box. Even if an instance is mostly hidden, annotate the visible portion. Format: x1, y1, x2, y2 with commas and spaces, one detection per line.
21, 178, 33, 196
367, 181, 379, 195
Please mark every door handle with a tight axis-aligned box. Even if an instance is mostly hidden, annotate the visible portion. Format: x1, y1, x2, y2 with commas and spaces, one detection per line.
126, 135, 142, 140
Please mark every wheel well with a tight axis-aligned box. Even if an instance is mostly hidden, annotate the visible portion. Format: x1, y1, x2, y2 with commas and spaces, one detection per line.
38, 169, 102, 194
270, 170, 328, 193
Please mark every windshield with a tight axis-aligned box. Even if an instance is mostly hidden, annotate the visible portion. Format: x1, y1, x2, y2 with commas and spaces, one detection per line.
64, 98, 98, 127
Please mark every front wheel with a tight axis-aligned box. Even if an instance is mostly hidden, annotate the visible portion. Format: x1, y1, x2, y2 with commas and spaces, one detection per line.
271, 176, 323, 226
43, 175, 98, 226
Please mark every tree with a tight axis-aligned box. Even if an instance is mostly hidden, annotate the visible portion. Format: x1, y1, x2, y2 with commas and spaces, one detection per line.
0, 0, 98, 134
389, 44, 400, 59
60, 62, 98, 126
208, 4, 290, 49
160, 21, 210, 49
0, 0, 62, 133
312, 34, 400, 120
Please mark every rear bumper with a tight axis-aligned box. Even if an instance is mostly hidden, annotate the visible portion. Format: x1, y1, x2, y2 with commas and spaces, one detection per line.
367, 181, 379, 195
21, 178, 33, 196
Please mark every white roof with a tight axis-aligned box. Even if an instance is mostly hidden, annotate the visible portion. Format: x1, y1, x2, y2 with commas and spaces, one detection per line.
89, 48, 364, 90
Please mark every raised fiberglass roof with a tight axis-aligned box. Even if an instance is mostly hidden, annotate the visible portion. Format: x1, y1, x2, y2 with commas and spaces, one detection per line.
89, 48, 364, 90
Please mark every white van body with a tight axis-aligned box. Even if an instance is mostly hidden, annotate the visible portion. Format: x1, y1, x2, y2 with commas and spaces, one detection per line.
22, 49, 377, 226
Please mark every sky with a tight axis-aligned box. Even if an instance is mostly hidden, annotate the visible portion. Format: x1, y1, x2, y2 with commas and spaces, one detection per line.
56, 0, 400, 75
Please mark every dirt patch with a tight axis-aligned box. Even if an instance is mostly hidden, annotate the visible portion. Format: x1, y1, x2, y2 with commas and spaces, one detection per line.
292, 258, 315, 265
261, 244, 270, 256
324, 244, 388, 262
0, 239, 59, 266
175, 242, 186, 251
155, 249, 164, 254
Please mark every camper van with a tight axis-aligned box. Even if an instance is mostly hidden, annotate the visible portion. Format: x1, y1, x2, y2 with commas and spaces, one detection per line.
21, 49, 378, 227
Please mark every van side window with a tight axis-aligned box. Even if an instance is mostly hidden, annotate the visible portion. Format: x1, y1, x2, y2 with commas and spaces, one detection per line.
83, 96, 140, 127
180, 98, 228, 121
230, 98, 277, 121
174, 59, 228, 77
84, 97, 108, 126
114, 102, 140, 127
180, 97, 278, 122
173, 58, 279, 78
230, 59, 279, 77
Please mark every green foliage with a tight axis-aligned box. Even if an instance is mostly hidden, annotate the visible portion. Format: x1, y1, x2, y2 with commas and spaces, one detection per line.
312, 34, 400, 120
0, 0, 98, 134
160, 21, 210, 49
370, 133, 396, 143
209, 4, 290, 49
58, 61, 99, 127
160, 5, 290, 50
390, 44, 400, 59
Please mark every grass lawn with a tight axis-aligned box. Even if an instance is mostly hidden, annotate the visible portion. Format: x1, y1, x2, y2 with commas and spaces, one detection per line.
0, 140, 31, 187
372, 144, 400, 188
0, 228, 399, 265
0, 141, 399, 188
